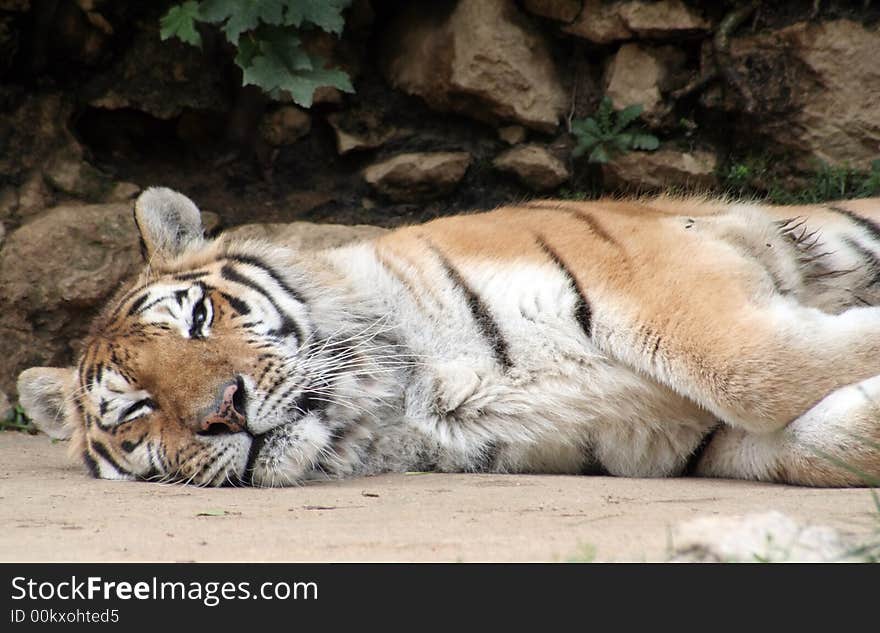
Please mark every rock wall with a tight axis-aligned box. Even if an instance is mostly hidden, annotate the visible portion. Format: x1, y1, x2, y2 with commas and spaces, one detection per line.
1, 0, 879, 399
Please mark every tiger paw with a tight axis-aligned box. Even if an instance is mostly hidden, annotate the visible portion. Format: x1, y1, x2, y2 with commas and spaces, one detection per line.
432, 362, 485, 415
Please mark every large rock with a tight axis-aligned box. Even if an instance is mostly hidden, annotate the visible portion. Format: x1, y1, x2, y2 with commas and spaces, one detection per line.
604, 44, 686, 123
227, 222, 387, 250
562, 0, 630, 43
15, 172, 52, 220
616, 0, 708, 38
364, 152, 472, 201
602, 148, 718, 192
498, 125, 527, 145
719, 20, 880, 170
0, 203, 142, 397
382, 0, 567, 132
327, 110, 397, 155
0, 93, 77, 182
43, 149, 114, 199
0, 188, 15, 222
564, 0, 707, 43
83, 23, 228, 119
493, 144, 570, 191
259, 106, 311, 146
522, 0, 582, 23
670, 512, 852, 563
0, 92, 134, 226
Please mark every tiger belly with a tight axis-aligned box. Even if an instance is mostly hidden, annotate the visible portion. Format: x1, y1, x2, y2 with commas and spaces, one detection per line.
325, 245, 716, 477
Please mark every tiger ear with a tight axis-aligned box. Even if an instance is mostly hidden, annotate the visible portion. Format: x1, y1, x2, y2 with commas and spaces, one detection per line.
17, 367, 75, 440
133, 187, 205, 263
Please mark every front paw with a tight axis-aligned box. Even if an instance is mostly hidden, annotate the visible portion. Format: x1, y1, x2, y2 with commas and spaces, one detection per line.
432, 362, 483, 415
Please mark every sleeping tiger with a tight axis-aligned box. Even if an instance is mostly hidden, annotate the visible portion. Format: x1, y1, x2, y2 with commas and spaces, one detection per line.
16, 188, 880, 487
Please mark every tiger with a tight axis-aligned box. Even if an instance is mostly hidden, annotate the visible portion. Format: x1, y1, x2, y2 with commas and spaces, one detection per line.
15, 187, 880, 487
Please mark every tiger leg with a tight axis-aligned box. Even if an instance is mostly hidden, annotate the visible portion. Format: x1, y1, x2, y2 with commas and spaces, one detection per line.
619, 298, 880, 435
694, 374, 880, 486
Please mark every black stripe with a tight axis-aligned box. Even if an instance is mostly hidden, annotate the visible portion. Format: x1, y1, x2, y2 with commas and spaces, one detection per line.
650, 335, 662, 363
829, 205, 880, 242
109, 282, 155, 322
75, 398, 91, 430
683, 423, 721, 476
580, 455, 611, 476
140, 468, 160, 482
570, 210, 621, 249
844, 237, 880, 286
85, 364, 97, 390
536, 235, 593, 338
82, 451, 100, 478
127, 293, 150, 316
221, 292, 251, 316
132, 295, 167, 317
121, 433, 148, 454
472, 441, 500, 473
256, 372, 290, 417
174, 271, 210, 281
91, 440, 134, 477
243, 434, 268, 486
254, 360, 277, 388
118, 398, 157, 424
291, 388, 328, 417
220, 264, 303, 342
225, 254, 307, 304
429, 243, 513, 370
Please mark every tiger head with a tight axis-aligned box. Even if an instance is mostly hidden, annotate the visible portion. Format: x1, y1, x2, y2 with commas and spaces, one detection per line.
17, 188, 402, 486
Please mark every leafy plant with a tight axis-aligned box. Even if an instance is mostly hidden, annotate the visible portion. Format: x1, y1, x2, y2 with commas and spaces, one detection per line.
857, 159, 880, 198
565, 542, 597, 563
1, 404, 35, 433
160, 0, 354, 108
722, 156, 880, 204
571, 97, 659, 164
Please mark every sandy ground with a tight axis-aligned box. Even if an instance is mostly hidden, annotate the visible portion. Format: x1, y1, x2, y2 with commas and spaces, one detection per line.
1, 432, 877, 562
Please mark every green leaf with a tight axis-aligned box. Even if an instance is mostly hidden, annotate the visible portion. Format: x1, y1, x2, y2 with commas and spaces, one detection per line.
283, 0, 352, 34
579, 133, 601, 148
160, 1, 203, 47
571, 141, 588, 159
160, 1, 356, 107
241, 49, 352, 108
630, 134, 660, 151
260, 26, 311, 71
571, 117, 602, 138
276, 66, 353, 108
596, 97, 614, 133
234, 35, 259, 68
588, 145, 611, 164
200, 0, 286, 43
196, 509, 229, 517
614, 103, 644, 132
609, 134, 632, 152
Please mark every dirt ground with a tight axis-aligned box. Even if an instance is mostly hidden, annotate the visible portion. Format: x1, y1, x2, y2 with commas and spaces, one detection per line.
1, 432, 877, 562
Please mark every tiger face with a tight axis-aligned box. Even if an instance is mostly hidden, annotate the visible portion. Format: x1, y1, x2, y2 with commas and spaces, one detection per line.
17, 188, 402, 486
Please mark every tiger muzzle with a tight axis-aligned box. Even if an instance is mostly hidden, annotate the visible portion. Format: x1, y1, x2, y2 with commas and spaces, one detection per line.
198, 378, 247, 435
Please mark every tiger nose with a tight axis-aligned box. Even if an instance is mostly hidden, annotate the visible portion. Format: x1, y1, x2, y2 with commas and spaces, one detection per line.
198, 378, 247, 435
